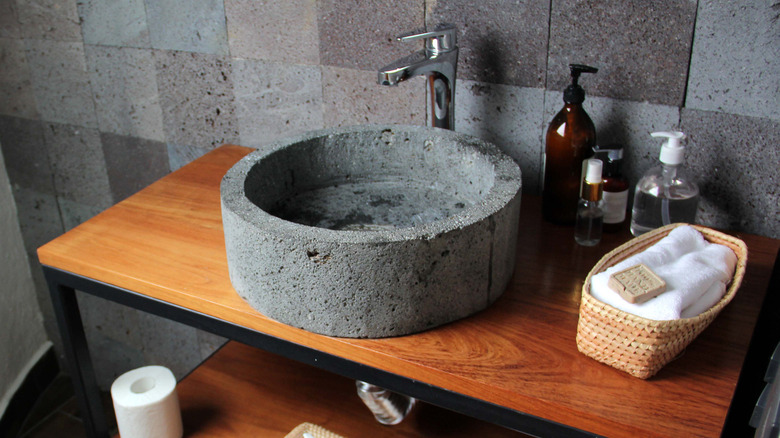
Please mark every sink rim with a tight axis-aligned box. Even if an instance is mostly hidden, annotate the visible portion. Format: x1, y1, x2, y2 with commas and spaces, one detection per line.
221, 124, 521, 244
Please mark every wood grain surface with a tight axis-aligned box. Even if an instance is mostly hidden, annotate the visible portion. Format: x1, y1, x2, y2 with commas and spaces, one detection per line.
39, 145, 780, 437
177, 341, 524, 437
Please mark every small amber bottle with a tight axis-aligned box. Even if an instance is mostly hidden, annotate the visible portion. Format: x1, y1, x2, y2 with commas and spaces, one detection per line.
594, 144, 629, 232
542, 64, 598, 225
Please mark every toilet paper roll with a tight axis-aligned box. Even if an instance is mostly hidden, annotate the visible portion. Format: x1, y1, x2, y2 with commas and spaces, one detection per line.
111, 365, 183, 438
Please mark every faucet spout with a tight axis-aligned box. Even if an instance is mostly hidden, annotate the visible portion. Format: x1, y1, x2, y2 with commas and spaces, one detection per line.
377, 26, 458, 130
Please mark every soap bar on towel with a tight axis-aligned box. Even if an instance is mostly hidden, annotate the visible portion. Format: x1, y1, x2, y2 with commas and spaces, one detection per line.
589, 226, 737, 320
608, 264, 666, 304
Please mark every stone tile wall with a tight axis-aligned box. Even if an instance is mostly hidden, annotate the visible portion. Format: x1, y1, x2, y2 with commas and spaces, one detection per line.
0, 0, 777, 388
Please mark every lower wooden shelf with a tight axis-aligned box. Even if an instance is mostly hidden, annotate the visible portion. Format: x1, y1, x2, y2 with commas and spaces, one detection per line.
176, 341, 525, 437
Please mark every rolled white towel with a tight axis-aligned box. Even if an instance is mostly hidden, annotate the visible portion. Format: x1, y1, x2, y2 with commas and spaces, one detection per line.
589, 226, 737, 320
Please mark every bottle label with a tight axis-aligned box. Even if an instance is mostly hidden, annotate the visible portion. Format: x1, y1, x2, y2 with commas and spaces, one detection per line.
603, 189, 629, 224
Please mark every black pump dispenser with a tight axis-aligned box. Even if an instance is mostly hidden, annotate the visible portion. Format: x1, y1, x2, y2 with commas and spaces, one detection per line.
563, 64, 598, 104
542, 63, 599, 225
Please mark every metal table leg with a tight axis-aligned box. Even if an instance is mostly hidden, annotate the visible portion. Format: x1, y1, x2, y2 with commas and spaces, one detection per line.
46, 270, 109, 438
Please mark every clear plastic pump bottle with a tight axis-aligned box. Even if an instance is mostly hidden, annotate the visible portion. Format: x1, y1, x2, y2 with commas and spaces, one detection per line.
630, 131, 699, 236
575, 158, 604, 246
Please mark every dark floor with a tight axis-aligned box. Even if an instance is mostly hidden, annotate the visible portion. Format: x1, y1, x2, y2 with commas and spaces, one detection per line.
12, 374, 114, 438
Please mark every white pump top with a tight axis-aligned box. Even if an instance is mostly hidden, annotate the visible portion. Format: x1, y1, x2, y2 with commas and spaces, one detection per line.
583, 158, 603, 184
651, 131, 686, 165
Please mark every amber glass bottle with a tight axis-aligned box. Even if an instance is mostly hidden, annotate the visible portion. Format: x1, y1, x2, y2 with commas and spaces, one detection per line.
542, 64, 598, 225
594, 144, 630, 232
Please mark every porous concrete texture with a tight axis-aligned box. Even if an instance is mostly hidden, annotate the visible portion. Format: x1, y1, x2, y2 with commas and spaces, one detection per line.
456, 79, 546, 194
78, 0, 151, 48
85, 45, 165, 141
222, 125, 521, 337
225, 0, 320, 65
686, 0, 780, 120
427, 0, 548, 88
547, 0, 697, 106
232, 59, 324, 148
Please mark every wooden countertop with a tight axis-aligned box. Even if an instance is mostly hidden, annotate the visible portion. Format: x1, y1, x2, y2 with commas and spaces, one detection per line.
39, 145, 780, 437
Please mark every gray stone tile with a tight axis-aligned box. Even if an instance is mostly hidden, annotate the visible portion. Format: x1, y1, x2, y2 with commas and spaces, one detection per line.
15, 0, 82, 41
77, 0, 151, 47
681, 108, 779, 239
77, 291, 145, 388
24, 39, 97, 128
196, 329, 227, 360
318, 0, 424, 71
0, 0, 20, 38
85, 45, 165, 141
427, 0, 548, 88
456, 80, 545, 194
225, 0, 319, 64
232, 59, 324, 149
43, 122, 112, 208
27, 260, 64, 365
686, 0, 780, 121
321, 66, 426, 128
0, 116, 52, 192
57, 197, 105, 230
154, 50, 239, 149
146, 0, 229, 55
166, 143, 211, 171
138, 311, 202, 380
547, 0, 696, 106
9, 186, 63, 254
0, 38, 39, 118
101, 133, 169, 203
565, 94, 683, 186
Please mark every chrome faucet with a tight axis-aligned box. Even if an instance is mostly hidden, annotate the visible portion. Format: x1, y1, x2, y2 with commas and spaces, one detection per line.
378, 25, 459, 130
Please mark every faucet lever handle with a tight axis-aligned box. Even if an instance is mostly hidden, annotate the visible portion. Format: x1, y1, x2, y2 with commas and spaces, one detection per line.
398, 25, 457, 54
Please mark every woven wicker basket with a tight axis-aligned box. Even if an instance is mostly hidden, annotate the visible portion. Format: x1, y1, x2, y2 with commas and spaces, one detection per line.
576, 223, 748, 379
285, 422, 346, 438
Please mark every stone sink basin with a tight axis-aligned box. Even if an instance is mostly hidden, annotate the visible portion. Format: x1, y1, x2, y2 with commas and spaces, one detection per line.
221, 125, 522, 338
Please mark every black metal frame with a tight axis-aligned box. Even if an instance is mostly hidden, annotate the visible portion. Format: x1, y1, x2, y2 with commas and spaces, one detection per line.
44, 265, 599, 438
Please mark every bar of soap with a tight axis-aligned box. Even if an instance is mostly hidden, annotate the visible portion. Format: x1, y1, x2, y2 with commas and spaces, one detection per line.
608, 263, 667, 304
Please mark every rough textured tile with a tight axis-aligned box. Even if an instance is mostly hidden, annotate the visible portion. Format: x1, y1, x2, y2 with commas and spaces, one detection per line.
57, 197, 105, 230
77, 291, 145, 388
681, 108, 779, 239
146, 0, 228, 55
10, 186, 62, 254
24, 39, 97, 128
427, 0, 548, 87
85, 45, 165, 141
321, 66, 425, 128
0, 0, 20, 38
196, 329, 227, 360
43, 122, 112, 208
166, 143, 210, 171
548, 0, 696, 106
27, 260, 65, 370
318, 0, 424, 71
138, 312, 202, 380
0, 116, 52, 192
155, 50, 239, 149
16, 0, 82, 41
686, 0, 780, 120
0, 38, 39, 118
233, 59, 324, 148
225, 0, 319, 64
456, 80, 545, 194
77, 0, 150, 47
101, 133, 169, 203
563, 94, 683, 186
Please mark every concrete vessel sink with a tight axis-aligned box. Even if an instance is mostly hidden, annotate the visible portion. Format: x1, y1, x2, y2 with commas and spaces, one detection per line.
221, 125, 522, 337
